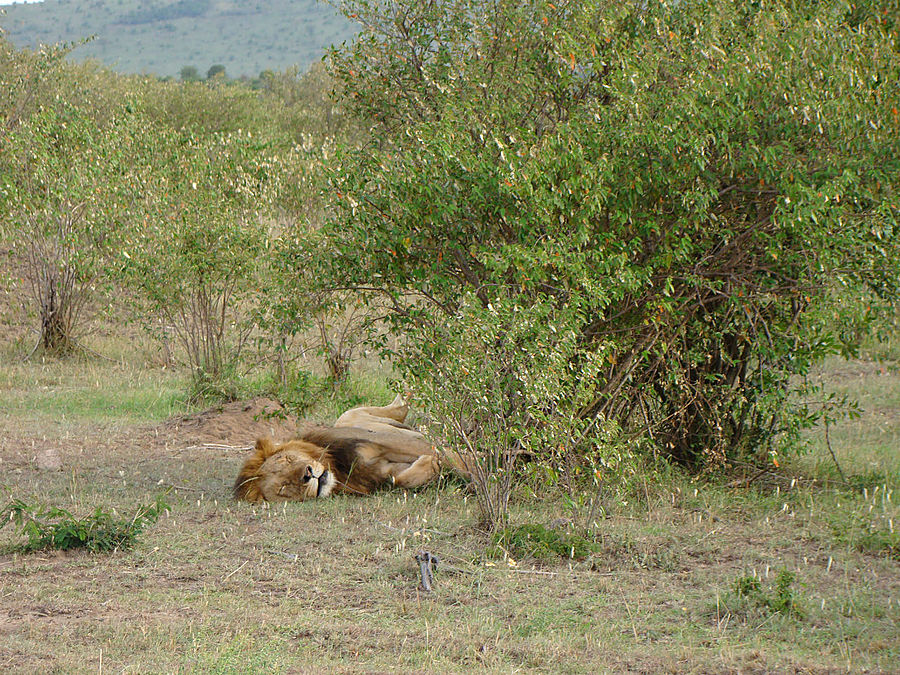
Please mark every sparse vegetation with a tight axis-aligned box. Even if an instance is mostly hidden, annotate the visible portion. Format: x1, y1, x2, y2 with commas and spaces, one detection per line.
488, 523, 599, 561
1, 495, 169, 553
725, 569, 805, 620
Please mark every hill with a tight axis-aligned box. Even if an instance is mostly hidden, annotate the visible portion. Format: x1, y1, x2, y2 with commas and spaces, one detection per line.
0, 0, 357, 79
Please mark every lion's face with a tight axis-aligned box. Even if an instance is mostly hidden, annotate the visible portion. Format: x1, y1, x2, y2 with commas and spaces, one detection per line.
257, 443, 337, 501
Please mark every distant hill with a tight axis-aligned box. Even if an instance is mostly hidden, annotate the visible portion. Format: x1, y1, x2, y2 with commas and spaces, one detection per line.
0, 0, 358, 79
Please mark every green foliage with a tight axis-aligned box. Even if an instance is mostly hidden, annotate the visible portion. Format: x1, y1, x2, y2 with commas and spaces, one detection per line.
727, 569, 805, 619
180, 65, 200, 82
258, 64, 369, 382
252, 367, 322, 418
1, 34, 362, 397
403, 293, 621, 529
207, 64, 226, 80
319, 0, 900, 472
120, 121, 282, 392
0, 34, 71, 134
1, 495, 169, 553
489, 523, 599, 561
1, 100, 156, 355
138, 77, 272, 135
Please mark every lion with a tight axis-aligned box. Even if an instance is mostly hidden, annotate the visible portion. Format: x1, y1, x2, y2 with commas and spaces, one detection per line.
233, 395, 459, 503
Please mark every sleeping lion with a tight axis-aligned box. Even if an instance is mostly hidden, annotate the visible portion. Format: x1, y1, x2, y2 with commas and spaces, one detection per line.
233, 395, 459, 502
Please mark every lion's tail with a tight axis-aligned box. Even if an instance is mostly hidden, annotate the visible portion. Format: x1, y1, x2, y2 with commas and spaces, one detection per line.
233, 437, 280, 502
438, 448, 475, 480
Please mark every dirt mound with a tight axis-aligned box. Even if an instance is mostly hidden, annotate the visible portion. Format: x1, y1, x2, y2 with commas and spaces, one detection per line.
156, 397, 300, 448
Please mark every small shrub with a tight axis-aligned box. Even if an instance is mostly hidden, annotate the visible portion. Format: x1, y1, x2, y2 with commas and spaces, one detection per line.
768, 570, 804, 617
188, 365, 242, 404
258, 367, 321, 418
733, 574, 762, 598
1, 496, 169, 553
488, 523, 599, 561
726, 569, 805, 620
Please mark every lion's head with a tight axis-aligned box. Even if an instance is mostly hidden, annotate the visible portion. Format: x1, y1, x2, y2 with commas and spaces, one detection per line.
233, 438, 337, 503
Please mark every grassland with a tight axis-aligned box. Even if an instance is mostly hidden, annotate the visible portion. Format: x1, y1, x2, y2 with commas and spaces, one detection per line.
0, 0, 357, 78
0, 337, 898, 673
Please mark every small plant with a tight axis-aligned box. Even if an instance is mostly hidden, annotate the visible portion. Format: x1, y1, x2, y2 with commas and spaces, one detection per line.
855, 529, 900, 561
768, 570, 803, 616
1, 495, 169, 553
727, 569, 805, 619
488, 523, 599, 561
733, 574, 762, 598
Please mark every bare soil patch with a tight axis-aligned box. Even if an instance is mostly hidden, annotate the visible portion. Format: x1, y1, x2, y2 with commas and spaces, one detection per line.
151, 396, 300, 448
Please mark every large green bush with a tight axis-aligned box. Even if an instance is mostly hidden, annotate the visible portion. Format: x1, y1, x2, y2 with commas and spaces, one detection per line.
315, 0, 899, 475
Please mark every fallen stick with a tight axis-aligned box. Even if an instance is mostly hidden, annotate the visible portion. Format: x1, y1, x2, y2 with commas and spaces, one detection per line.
222, 559, 249, 581
415, 550, 439, 592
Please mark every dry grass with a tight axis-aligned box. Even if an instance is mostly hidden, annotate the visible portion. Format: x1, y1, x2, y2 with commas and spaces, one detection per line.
1, 349, 898, 673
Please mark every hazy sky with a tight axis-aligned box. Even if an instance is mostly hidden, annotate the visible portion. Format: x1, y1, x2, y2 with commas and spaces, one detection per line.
0, 1, 45, 5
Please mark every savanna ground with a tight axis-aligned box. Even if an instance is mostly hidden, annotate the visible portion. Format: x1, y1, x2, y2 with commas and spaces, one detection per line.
1, 334, 898, 674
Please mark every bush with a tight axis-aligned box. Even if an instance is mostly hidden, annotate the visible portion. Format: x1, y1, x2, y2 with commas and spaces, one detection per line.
1, 496, 169, 553
489, 523, 599, 561
1, 103, 156, 356
726, 569, 805, 620
316, 0, 899, 473
121, 123, 281, 393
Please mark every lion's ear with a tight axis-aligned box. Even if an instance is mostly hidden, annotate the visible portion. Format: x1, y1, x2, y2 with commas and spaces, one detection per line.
255, 437, 277, 458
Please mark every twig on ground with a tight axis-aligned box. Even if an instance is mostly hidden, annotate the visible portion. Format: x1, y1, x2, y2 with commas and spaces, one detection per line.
415, 550, 439, 592
222, 559, 249, 581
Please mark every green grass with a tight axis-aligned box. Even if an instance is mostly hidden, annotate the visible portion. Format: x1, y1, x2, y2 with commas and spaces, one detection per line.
799, 357, 900, 485
488, 523, 599, 561
0, 356, 188, 426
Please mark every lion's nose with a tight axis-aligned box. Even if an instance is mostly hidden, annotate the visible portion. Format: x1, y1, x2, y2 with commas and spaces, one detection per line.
316, 470, 330, 497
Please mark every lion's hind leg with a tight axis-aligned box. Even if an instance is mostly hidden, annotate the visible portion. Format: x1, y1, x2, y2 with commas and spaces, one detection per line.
389, 454, 440, 489
335, 394, 409, 427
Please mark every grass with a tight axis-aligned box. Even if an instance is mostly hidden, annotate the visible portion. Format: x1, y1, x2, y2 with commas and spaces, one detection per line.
798, 355, 900, 485
0, 342, 898, 672
0, 355, 188, 427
